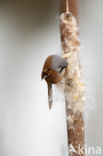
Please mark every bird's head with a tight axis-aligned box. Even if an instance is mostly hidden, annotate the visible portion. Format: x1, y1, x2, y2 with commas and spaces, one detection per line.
41, 55, 68, 83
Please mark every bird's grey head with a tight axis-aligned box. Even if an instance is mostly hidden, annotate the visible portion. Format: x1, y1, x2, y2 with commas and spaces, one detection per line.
52, 55, 68, 73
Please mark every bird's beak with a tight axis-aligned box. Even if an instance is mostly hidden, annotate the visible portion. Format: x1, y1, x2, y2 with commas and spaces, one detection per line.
44, 75, 48, 79
41, 71, 48, 80
42, 75, 48, 80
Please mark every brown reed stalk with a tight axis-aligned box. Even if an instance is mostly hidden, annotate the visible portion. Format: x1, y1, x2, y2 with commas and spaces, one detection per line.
60, 1, 85, 156
61, 0, 78, 20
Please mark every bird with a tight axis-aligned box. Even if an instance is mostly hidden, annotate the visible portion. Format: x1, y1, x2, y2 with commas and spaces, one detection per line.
41, 55, 68, 109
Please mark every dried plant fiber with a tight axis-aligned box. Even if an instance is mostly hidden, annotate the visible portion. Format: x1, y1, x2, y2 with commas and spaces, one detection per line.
60, 12, 85, 156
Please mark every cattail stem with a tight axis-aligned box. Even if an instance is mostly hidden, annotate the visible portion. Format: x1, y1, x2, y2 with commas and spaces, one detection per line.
61, 0, 78, 20
60, 1, 85, 156
66, 0, 69, 13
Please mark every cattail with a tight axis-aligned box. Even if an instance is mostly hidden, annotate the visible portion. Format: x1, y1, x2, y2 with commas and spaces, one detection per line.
60, 12, 85, 156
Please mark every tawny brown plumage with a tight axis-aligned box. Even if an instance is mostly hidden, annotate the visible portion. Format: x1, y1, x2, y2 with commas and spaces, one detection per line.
41, 55, 68, 109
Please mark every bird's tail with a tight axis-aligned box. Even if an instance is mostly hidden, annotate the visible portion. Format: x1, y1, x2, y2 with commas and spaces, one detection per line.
48, 84, 52, 109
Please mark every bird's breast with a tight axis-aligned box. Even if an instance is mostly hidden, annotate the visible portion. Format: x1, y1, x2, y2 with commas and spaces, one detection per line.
45, 70, 64, 84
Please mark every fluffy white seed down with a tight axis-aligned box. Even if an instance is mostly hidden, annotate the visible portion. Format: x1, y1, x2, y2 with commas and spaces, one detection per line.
60, 12, 86, 127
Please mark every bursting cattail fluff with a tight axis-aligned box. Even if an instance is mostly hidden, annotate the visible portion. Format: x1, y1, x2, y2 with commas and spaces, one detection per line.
60, 12, 85, 156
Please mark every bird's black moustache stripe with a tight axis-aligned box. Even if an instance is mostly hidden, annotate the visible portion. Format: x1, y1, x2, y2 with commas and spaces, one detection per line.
59, 67, 65, 73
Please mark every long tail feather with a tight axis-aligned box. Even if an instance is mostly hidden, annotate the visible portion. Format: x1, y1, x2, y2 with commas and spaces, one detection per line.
48, 84, 52, 109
